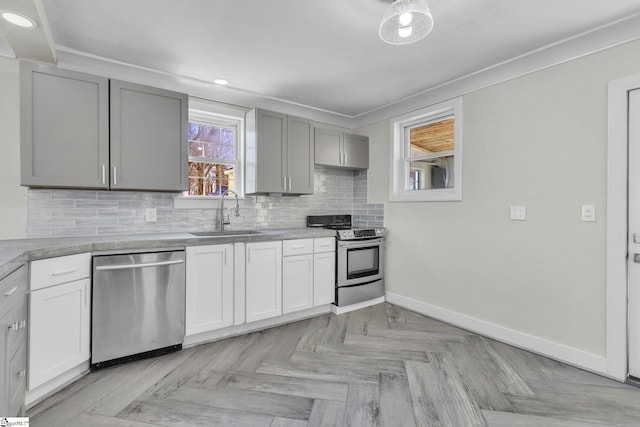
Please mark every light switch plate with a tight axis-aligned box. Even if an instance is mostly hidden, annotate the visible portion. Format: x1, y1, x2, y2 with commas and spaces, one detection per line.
581, 204, 596, 222
145, 208, 157, 223
510, 206, 526, 221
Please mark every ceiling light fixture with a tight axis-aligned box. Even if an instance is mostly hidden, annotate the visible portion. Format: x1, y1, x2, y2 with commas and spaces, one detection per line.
379, 0, 433, 45
1, 11, 37, 28
213, 78, 229, 86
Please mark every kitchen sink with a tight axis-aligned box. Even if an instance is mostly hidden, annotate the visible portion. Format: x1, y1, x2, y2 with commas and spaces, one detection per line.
189, 230, 261, 237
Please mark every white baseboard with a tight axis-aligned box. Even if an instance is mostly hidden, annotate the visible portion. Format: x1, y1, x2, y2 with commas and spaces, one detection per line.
385, 292, 608, 378
184, 305, 332, 348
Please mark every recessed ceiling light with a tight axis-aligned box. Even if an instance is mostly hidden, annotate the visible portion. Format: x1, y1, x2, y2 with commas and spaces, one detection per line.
213, 78, 229, 86
1, 11, 37, 28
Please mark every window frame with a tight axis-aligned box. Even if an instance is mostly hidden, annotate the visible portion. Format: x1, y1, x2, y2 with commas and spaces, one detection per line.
389, 97, 463, 202
184, 104, 245, 199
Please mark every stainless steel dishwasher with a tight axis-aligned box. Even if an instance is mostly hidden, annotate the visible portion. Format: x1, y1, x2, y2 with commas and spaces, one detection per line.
91, 250, 185, 369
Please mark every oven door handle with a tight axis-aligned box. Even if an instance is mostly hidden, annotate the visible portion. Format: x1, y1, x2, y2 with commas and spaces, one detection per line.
338, 238, 384, 249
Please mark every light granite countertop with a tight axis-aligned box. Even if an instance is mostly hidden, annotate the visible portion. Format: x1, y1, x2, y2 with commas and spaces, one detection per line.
0, 228, 336, 281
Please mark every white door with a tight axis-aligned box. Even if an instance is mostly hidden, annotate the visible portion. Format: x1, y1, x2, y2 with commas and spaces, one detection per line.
246, 241, 282, 323
185, 244, 234, 336
29, 279, 90, 389
628, 88, 640, 379
282, 254, 313, 314
314, 252, 336, 306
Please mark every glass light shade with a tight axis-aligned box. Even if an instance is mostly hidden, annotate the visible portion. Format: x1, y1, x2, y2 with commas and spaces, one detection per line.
1, 11, 37, 28
379, 0, 433, 45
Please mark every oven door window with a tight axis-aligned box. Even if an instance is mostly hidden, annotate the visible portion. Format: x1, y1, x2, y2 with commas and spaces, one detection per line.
347, 246, 380, 279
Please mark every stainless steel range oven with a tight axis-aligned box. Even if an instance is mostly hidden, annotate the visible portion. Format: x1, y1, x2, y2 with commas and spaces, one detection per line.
307, 215, 385, 306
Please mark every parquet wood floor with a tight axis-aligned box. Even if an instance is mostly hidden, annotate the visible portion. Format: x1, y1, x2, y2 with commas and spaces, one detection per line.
27, 303, 640, 426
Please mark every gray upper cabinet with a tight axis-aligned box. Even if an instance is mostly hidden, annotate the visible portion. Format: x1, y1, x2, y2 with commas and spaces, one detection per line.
21, 62, 110, 188
246, 109, 313, 195
110, 80, 188, 191
20, 63, 188, 192
314, 128, 369, 170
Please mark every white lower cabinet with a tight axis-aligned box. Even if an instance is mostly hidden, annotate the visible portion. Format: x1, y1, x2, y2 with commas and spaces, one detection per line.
314, 251, 335, 306
29, 278, 90, 390
246, 241, 282, 323
185, 244, 234, 335
282, 254, 313, 314
313, 237, 336, 306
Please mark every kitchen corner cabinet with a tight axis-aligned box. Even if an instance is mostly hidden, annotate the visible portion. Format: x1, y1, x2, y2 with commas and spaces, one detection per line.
185, 244, 234, 335
246, 109, 314, 194
314, 128, 369, 170
0, 265, 27, 417
20, 62, 188, 191
20, 62, 110, 188
110, 80, 188, 191
28, 253, 91, 391
246, 241, 282, 322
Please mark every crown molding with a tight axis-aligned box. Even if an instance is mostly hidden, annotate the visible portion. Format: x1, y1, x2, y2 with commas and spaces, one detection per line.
53, 12, 640, 130
353, 12, 640, 128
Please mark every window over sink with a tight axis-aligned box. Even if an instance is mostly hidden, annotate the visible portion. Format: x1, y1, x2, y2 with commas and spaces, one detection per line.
186, 98, 246, 197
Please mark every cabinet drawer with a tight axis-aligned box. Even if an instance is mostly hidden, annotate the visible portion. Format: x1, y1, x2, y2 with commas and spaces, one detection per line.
7, 294, 27, 358
0, 265, 26, 307
30, 253, 91, 290
283, 239, 313, 256
9, 342, 26, 417
314, 238, 335, 253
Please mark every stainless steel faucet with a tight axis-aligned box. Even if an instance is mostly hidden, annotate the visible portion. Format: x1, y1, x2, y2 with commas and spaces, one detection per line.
219, 189, 240, 231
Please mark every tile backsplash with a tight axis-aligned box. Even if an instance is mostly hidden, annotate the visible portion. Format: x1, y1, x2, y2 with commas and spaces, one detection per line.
27, 166, 384, 238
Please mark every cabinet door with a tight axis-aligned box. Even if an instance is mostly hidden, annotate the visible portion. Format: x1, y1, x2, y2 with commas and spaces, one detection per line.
343, 134, 369, 170
28, 279, 91, 390
20, 63, 109, 188
283, 254, 313, 314
287, 116, 314, 194
246, 242, 282, 322
110, 80, 188, 191
185, 245, 234, 335
253, 109, 287, 193
314, 128, 342, 167
0, 308, 10, 415
314, 252, 336, 306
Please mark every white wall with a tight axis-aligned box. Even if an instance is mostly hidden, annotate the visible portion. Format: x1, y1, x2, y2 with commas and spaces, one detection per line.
362, 39, 640, 364
0, 57, 27, 239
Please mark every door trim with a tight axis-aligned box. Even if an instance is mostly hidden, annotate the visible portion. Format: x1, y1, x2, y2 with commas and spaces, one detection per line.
607, 73, 640, 381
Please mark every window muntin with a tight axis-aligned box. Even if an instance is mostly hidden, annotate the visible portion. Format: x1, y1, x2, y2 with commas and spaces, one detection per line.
187, 113, 242, 197
390, 98, 462, 201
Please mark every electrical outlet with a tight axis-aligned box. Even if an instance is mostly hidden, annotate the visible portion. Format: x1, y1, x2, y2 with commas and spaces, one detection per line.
145, 208, 157, 223
581, 204, 596, 222
510, 206, 526, 221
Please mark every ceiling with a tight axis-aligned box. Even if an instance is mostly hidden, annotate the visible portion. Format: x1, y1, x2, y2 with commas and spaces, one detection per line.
2, 0, 640, 125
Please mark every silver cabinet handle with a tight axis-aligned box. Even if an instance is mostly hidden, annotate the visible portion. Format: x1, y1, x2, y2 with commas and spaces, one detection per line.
288, 177, 292, 191
95, 259, 184, 271
283, 176, 287, 191
4, 286, 17, 297
113, 166, 117, 185
101, 165, 106, 185
8, 322, 18, 332
344, 153, 348, 165
52, 268, 76, 277
18, 370, 26, 378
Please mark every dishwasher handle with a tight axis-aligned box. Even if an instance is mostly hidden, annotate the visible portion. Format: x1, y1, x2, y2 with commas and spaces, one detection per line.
95, 259, 184, 271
